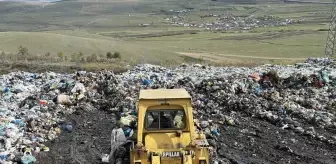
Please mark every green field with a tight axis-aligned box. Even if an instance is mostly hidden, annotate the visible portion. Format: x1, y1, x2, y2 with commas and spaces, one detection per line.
0, 0, 333, 72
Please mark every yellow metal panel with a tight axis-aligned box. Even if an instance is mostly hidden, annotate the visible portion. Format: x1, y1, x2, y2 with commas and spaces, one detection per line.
146, 104, 184, 110
152, 156, 161, 164
183, 155, 192, 164
161, 159, 182, 164
185, 103, 195, 141
139, 89, 191, 99
144, 132, 191, 151
137, 103, 145, 144
194, 148, 210, 164
138, 99, 192, 107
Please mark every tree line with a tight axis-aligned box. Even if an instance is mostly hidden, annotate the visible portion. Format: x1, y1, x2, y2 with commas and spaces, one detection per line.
0, 45, 122, 63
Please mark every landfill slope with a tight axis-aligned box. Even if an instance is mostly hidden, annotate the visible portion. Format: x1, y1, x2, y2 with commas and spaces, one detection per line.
0, 58, 336, 164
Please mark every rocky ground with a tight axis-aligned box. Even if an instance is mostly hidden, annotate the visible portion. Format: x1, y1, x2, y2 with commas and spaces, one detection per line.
1, 58, 336, 164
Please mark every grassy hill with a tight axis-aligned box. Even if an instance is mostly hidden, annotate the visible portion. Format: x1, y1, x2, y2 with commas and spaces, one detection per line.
0, 0, 333, 72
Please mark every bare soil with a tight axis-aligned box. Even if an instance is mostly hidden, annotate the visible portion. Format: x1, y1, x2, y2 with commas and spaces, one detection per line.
211, 31, 317, 41
177, 52, 306, 62
34, 109, 336, 164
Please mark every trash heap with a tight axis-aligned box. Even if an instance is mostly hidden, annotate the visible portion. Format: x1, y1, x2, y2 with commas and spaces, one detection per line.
0, 58, 336, 163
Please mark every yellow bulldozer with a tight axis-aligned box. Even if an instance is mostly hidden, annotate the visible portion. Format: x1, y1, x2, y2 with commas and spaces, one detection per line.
130, 88, 211, 164
103, 88, 211, 164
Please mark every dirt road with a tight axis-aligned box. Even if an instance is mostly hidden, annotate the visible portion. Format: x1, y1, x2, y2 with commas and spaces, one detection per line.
177, 52, 307, 62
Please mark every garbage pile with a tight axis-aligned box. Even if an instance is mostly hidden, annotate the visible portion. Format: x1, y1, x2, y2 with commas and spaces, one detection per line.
0, 58, 336, 163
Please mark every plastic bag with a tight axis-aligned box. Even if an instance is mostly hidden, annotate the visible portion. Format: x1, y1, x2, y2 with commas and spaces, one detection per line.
71, 83, 86, 93
20, 154, 36, 164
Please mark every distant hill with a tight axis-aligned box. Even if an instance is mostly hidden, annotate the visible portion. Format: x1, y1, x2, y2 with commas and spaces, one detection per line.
0, 0, 62, 2
211, 0, 281, 4
284, 0, 333, 4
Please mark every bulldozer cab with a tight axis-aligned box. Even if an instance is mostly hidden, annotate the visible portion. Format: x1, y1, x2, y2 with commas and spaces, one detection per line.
130, 89, 210, 164
146, 110, 185, 130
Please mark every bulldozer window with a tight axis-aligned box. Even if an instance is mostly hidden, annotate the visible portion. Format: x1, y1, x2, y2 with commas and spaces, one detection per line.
146, 110, 185, 130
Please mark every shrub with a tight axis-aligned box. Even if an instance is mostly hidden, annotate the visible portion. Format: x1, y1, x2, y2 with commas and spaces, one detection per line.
78, 52, 84, 57
80, 56, 86, 62
317, 29, 329, 32
106, 52, 113, 59
18, 46, 28, 55
70, 53, 78, 62
87, 53, 98, 62
45, 52, 51, 57
112, 51, 121, 59
71, 52, 84, 62
57, 52, 64, 58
